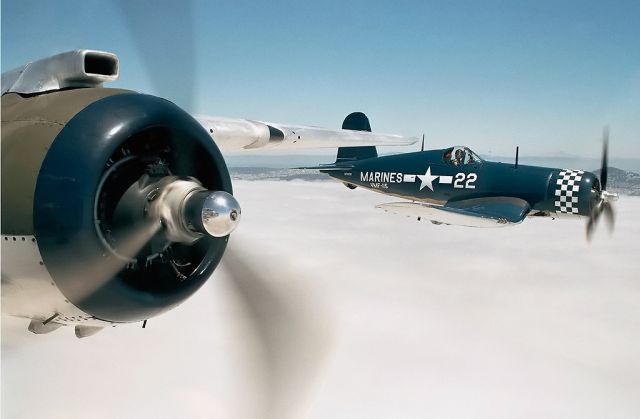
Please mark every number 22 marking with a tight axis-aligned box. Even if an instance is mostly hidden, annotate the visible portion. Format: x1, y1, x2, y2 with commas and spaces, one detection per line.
453, 173, 477, 189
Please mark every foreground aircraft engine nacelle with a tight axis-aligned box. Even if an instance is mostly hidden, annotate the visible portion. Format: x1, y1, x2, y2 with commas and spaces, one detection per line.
1, 51, 240, 334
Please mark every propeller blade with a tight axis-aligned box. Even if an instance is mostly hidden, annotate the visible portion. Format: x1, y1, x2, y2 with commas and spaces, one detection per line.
586, 200, 604, 242
114, 5, 328, 415
113, 1, 196, 111
586, 127, 616, 241
73, 219, 162, 301
602, 201, 615, 234
421, 133, 425, 152
586, 212, 598, 242
221, 240, 331, 419
600, 126, 609, 191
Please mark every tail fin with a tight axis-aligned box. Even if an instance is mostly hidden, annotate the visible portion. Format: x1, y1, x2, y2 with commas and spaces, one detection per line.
336, 112, 377, 163
342, 112, 372, 132
296, 112, 377, 170
335, 145, 377, 163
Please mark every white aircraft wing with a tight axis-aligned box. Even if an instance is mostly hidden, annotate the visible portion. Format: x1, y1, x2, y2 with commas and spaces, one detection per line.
196, 116, 417, 152
376, 197, 531, 228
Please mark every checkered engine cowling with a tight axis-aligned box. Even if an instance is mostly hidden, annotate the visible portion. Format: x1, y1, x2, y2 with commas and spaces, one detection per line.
554, 169, 585, 216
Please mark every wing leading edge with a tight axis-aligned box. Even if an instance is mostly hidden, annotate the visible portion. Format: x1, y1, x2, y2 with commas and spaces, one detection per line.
377, 197, 531, 228
196, 116, 417, 152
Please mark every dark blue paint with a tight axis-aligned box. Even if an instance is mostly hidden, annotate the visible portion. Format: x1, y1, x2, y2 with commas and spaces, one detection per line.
34, 91, 231, 323
322, 148, 598, 217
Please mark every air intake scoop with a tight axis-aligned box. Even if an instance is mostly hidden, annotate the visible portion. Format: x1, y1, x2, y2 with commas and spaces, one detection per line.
1, 49, 119, 95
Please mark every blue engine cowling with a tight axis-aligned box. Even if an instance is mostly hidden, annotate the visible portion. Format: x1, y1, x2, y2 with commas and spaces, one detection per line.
545, 169, 599, 218
33, 91, 232, 323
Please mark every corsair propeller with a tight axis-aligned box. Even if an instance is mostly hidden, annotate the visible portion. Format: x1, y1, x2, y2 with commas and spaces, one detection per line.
586, 127, 618, 241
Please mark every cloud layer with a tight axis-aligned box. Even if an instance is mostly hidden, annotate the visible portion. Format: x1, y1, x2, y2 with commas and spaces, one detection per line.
3, 180, 639, 419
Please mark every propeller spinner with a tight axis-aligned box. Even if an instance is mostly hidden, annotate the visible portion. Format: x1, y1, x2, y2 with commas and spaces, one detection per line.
113, 175, 241, 247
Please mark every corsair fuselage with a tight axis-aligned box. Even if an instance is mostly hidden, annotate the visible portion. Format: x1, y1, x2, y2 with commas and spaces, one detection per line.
324, 149, 599, 218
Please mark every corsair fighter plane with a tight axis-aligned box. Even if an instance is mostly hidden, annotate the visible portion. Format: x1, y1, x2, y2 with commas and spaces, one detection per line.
307, 113, 618, 239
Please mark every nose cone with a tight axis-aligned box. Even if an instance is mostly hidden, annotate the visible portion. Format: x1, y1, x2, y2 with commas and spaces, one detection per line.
582, 171, 599, 191
201, 191, 242, 237
580, 171, 600, 213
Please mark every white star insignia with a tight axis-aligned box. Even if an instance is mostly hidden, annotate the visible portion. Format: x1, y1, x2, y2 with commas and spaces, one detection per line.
417, 166, 439, 191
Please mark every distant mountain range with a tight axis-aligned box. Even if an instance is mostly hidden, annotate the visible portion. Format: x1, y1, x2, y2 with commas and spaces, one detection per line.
225, 153, 640, 173
229, 166, 640, 196
593, 167, 640, 196
230, 167, 327, 182
484, 155, 640, 174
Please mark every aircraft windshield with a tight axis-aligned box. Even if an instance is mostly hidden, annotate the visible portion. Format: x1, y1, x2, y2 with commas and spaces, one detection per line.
443, 146, 482, 166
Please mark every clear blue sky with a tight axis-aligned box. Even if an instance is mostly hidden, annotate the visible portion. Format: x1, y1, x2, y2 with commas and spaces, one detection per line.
2, 0, 639, 157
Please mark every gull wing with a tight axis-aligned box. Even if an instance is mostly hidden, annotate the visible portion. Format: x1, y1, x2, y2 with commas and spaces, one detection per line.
196, 116, 417, 152
376, 197, 531, 228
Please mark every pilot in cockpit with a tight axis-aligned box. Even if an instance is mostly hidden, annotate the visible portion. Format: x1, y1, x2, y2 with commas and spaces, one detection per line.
446, 146, 481, 166
454, 148, 465, 166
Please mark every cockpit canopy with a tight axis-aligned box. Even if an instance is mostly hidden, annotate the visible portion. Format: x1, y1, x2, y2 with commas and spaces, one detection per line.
443, 146, 483, 166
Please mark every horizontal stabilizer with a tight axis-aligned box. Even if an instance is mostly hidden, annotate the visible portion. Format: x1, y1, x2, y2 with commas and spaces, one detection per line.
297, 145, 376, 170
295, 163, 353, 171
377, 197, 531, 228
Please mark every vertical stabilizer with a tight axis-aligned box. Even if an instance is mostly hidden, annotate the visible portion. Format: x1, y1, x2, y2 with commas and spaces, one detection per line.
337, 112, 376, 162
342, 112, 372, 132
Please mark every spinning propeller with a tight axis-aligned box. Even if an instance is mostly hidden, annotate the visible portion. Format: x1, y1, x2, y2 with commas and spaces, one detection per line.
586, 127, 619, 241
73, 2, 331, 417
